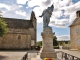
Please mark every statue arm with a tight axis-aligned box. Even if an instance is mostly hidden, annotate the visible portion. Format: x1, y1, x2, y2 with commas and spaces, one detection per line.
39, 11, 44, 17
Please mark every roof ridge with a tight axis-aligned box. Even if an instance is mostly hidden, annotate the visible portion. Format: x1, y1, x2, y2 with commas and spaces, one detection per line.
70, 18, 80, 27
3, 17, 30, 21
3, 18, 33, 29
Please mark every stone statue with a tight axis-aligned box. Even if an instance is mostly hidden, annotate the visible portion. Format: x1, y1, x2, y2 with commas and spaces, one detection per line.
39, 4, 54, 28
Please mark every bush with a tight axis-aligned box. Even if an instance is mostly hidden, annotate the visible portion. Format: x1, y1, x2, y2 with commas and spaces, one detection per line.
53, 46, 59, 49
0, 12, 8, 37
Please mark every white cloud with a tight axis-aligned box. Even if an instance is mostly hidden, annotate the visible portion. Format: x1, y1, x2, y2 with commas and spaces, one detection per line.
33, 7, 44, 23
2, 11, 28, 19
63, 1, 80, 23
33, 7, 43, 17
59, 0, 72, 6
10, 4, 19, 11
26, 6, 29, 9
18, 5, 23, 8
0, 3, 21, 11
0, 3, 10, 10
16, 0, 29, 4
15, 10, 26, 16
52, 10, 63, 18
62, 1, 80, 13
0, 2, 30, 19
30, 0, 80, 28
57, 35, 70, 41
27, 0, 41, 7
27, 0, 48, 7
37, 17, 43, 23
50, 18, 69, 28
69, 12, 76, 23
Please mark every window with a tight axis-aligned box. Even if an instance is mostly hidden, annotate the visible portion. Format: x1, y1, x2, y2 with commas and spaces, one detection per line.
18, 35, 21, 40
77, 39, 80, 46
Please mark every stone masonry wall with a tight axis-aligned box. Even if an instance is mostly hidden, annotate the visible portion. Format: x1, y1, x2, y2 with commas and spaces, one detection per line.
0, 28, 31, 50
70, 25, 80, 49
29, 28, 36, 46
8, 28, 29, 34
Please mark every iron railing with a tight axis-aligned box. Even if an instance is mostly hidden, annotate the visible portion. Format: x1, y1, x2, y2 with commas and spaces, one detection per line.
21, 51, 39, 60
21, 51, 80, 60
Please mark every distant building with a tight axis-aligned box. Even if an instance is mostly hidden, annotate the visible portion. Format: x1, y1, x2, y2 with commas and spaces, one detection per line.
0, 11, 36, 50
70, 10, 80, 50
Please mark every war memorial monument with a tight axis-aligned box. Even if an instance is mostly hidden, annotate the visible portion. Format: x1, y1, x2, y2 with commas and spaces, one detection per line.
30, 4, 60, 60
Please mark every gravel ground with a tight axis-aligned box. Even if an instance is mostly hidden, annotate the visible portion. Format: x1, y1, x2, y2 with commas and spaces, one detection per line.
0, 51, 27, 60
0, 51, 63, 60
0, 49, 80, 60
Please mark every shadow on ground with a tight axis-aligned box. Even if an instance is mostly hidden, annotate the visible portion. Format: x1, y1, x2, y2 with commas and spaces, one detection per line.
0, 55, 8, 60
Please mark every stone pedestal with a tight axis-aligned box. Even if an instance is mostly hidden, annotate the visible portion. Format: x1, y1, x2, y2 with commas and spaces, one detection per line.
40, 27, 57, 58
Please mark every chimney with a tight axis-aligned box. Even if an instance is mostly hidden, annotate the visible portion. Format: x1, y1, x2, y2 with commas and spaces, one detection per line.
76, 10, 80, 18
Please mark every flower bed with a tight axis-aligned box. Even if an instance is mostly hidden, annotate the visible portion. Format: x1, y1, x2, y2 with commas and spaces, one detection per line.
44, 58, 55, 60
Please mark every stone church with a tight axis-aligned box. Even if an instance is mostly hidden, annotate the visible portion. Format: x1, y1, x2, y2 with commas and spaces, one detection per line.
70, 10, 80, 50
0, 11, 36, 50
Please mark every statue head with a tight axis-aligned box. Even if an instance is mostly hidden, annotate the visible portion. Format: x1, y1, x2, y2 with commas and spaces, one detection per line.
47, 4, 54, 12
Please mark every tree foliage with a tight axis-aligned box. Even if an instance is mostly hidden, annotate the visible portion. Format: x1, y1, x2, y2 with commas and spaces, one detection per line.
58, 41, 70, 45
0, 11, 8, 37
53, 36, 58, 46
36, 41, 42, 47
37, 36, 58, 47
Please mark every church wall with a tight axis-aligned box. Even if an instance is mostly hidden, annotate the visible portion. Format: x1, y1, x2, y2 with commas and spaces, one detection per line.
8, 28, 29, 34
0, 11, 37, 50
70, 25, 80, 50
29, 28, 36, 46
30, 17, 37, 47
0, 28, 31, 50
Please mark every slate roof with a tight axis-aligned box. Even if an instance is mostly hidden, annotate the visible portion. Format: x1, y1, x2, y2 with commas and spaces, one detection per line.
3, 17, 33, 29
69, 18, 80, 27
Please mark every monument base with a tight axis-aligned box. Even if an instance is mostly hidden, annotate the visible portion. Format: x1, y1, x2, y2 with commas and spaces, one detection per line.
40, 52, 57, 58
40, 27, 57, 58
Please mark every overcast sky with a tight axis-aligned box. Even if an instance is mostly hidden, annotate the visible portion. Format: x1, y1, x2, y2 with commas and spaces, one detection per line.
0, 0, 80, 41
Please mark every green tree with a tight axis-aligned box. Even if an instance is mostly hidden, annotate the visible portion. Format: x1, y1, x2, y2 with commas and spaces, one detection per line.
36, 41, 42, 47
0, 11, 8, 37
53, 36, 58, 46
